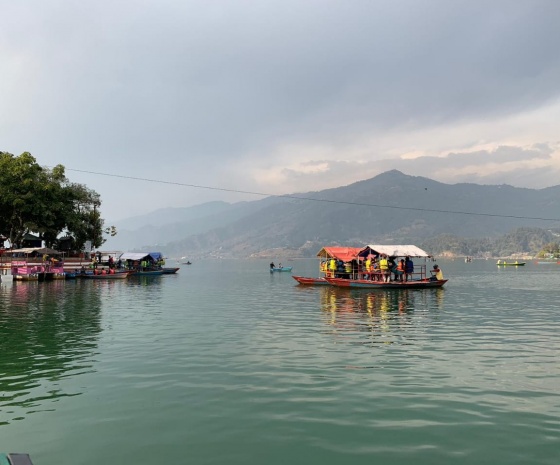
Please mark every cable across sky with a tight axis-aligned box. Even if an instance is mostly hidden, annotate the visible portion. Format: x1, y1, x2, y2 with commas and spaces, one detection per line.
61, 167, 560, 223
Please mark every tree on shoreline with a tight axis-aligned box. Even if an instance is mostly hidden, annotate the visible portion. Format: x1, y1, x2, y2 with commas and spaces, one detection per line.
0, 151, 114, 250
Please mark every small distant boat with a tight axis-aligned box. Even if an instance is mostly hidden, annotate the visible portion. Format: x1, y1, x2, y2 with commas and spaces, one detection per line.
181, 261, 192, 265
496, 260, 526, 266
270, 266, 292, 273
162, 267, 180, 274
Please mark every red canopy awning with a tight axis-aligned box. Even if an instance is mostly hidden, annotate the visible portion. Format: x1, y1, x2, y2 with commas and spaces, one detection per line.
316, 247, 361, 262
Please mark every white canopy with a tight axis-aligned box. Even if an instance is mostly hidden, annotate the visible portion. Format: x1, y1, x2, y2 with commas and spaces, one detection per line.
361, 244, 430, 258
119, 252, 151, 261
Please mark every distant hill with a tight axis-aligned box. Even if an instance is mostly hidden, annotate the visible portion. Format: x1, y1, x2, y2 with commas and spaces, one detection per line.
103, 170, 560, 258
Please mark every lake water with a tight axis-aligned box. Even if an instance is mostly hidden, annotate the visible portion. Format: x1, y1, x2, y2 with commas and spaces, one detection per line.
1, 259, 560, 465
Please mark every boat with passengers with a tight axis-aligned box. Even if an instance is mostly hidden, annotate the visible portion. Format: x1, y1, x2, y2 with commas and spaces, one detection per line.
325, 244, 447, 289
294, 244, 447, 289
292, 246, 363, 285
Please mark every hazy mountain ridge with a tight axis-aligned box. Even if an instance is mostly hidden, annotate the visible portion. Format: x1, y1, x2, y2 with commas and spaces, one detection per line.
103, 170, 560, 258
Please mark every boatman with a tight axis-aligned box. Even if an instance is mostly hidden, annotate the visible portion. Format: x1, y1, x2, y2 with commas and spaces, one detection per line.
270, 262, 275, 270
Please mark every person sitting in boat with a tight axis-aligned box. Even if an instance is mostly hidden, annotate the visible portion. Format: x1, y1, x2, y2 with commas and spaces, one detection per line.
395, 259, 405, 282
278, 262, 283, 269
430, 264, 444, 281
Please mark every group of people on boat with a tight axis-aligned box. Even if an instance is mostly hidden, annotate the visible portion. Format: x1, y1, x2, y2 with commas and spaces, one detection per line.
320, 255, 443, 282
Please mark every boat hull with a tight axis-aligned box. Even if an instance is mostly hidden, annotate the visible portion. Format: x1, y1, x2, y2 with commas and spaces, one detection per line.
497, 263, 526, 266
325, 277, 447, 289
292, 276, 329, 285
83, 272, 128, 279
162, 267, 180, 274
128, 270, 164, 276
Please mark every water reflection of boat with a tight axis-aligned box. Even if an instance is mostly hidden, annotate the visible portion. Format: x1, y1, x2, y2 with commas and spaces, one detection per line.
318, 286, 445, 336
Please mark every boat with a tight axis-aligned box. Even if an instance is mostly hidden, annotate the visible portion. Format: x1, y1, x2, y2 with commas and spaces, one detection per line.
119, 252, 166, 276
325, 276, 447, 289
496, 260, 526, 266
83, 271, 128, 279
321, 244, 447, 289
162, 267, 180, 274
128, 269, 164, 276
181, 261, 192, 265
292, 246, 363, 285
270, 266, 292, 273
292, 275, 329, 285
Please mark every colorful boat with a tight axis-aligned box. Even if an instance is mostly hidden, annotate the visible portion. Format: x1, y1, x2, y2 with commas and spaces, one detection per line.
292, 246, 363, 285
496, 260, 526, 266
325, 244, 446, 289
270, 266, 292, 273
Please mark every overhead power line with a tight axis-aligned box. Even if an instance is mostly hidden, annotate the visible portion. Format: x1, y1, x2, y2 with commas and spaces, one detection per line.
62, 167, 560, 223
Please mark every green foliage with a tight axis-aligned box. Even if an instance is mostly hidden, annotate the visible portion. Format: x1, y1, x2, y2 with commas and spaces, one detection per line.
0, 151, 113, 250
421, 228, 555, 257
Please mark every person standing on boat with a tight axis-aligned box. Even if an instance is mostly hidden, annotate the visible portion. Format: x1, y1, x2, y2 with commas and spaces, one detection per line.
329, 258, 337, 277
379, 255, 390, 282
405, 256, 414, 282
270, 261, 275, 270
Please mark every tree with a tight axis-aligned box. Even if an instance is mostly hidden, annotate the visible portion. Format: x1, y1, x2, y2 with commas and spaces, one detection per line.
0, 152, 112, 250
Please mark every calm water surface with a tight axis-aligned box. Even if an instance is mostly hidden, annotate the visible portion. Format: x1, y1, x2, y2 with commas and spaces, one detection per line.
1, 259, 560, 464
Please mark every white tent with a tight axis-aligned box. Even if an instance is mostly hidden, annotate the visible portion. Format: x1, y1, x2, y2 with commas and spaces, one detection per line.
360, 245, 430, 258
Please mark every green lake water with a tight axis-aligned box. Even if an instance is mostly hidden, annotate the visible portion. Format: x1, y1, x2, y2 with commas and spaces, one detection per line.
1, 259, 559, 465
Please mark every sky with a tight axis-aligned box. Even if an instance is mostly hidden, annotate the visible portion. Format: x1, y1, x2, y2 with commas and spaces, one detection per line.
2, 0, 560, 222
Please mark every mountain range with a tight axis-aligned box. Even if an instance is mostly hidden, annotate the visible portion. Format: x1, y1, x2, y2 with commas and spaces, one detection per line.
102, 170, 560, 258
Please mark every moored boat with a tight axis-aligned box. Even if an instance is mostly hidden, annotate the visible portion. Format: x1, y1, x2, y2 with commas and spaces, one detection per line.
162, 267, 180, 274
83, 271, 128, 279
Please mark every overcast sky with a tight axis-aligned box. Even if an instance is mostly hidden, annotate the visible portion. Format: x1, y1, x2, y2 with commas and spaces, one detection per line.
2, 0, 560, 221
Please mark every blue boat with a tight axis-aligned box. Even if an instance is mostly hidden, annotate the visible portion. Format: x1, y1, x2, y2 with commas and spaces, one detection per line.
270, 266, 292, 273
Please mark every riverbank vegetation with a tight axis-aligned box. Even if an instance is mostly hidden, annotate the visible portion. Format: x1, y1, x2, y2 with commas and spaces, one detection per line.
0, 151, 114, 250
420, 227, 560, 259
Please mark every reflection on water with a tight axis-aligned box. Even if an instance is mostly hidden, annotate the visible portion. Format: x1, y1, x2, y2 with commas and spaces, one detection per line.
318, 286, 445, 345
0, 280, 102, 425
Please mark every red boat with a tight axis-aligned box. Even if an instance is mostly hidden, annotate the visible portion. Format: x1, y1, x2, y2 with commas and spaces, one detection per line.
292, 246, 363, 285
292, 276, 329, 285
325, 277, 447, 289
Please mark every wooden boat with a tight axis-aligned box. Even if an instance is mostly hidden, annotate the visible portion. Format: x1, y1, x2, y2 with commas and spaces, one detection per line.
292, 276, 329, 285
83, 271, 128, 279
292, 246, 364, 284
325, 277, 448, 289
181, 261, 192, 265
270, 266, 292, 273
128, 269, 164, 276
496, 260, 526, 266
162, 267, 180, 274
